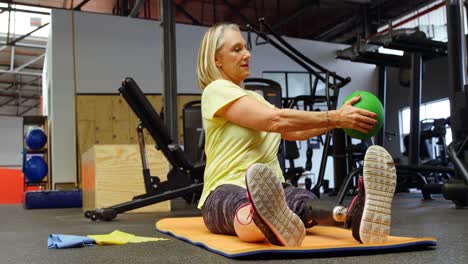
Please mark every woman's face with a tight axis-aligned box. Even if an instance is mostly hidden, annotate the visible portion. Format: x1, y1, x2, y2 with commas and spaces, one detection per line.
215, 28, 251, 85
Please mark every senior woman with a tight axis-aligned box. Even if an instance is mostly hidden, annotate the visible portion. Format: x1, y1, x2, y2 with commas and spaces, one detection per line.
196, 23, 396, 247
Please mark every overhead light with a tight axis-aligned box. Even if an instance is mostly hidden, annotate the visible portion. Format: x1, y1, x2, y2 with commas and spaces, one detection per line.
378, 47, 404, 56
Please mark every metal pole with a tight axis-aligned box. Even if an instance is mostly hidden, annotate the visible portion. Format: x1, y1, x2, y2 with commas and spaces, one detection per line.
376, 65, 387, 146
10, 46, 15, 71
160, 0, 179, 143
0, 70, 42, 76
16, 75, 21, 116
6, 4, 11, 43
446, 0, 468, 138
0, 42, 46, 49
408, 52, 423, 166
332, 129, 347, 195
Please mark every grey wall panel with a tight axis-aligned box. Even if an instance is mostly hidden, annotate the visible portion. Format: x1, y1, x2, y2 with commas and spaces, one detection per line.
48, 9, 77, 187
175, 24, 204, 93
74, 12, 162, 94
71, 13, 377, 96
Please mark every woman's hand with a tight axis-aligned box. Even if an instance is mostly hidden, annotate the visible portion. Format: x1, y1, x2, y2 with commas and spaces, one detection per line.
331, 95, 378, 133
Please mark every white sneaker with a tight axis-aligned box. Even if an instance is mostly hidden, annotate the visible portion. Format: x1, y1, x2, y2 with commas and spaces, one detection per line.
245, 163, 305, 247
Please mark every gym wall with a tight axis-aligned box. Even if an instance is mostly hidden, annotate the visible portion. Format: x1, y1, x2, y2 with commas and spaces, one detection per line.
45, 9, 378, 188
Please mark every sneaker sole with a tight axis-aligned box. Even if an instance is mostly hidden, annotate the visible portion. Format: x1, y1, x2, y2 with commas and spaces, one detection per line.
246, 164, 305, 247
359, 145, 396, 244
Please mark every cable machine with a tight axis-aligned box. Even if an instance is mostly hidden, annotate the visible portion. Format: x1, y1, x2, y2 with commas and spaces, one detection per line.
247, 18, 351, 197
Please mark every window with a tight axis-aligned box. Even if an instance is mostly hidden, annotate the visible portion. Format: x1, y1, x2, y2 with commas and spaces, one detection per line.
287, 73, 310, 98
263, 71, 311, 98
262, 72, 287, 97
0, 4, 50, 39
399, 98, 452, 154
377, 0, 451, 42
262, 71, 336, 99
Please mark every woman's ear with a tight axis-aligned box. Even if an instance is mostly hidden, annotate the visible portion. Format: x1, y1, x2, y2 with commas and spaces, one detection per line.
215, 55, 222, 67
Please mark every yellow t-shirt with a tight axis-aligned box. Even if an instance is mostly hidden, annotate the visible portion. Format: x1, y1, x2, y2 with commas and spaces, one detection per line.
197, 79, 284, 209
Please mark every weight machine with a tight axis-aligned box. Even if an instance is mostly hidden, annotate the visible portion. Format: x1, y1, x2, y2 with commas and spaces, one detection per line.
441, 0, 468, 207
84, 78, 204, 221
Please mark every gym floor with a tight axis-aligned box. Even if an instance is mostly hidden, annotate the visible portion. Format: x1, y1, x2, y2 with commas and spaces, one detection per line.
1, 192, 467, 264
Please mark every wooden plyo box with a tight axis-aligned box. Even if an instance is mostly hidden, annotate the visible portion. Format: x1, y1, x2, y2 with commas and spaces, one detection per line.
81, 144, 170, 213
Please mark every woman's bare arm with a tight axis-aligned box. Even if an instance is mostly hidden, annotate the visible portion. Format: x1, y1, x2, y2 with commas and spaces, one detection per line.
216, 94, 377, 134
281, 127, 330, 141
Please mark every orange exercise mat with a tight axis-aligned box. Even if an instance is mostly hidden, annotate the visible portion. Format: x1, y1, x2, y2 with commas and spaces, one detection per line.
156, 217, 436, 259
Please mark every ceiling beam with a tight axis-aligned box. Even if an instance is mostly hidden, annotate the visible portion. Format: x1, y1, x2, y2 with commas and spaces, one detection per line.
224, 0, 252, 22
0, 6, 50, 16
0, 79, 41, 88
73, 0, 93, 10
0, 69, 42, 77
0, 90, 40, 99
2, 101, 39, 107
313, 15, 361, 41
13, 53, 45, 73
175, 3, 201, 25
223, 0, 255, 27
368, 0, 438, 27
370, 0, 445, 38
0, 41, 46, 49
129, 0, 146, 18
305, 0, 435, 43
6, 23, 50, 46
271, 0, 318, 30
0, 97, 17, 108
0, 64, 43, 71
18, 102, 40, 116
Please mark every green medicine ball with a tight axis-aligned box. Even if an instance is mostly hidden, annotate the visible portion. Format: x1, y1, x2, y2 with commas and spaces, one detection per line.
341, 90, 384, 140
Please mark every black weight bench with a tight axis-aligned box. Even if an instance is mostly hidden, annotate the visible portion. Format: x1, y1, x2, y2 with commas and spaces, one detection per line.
84, 77, 204, 221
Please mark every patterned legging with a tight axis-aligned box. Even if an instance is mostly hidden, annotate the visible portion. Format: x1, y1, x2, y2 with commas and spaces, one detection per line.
201, 184, 317, 235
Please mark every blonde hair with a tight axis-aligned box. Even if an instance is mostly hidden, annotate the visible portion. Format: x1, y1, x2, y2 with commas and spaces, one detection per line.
197, 23, 240, 89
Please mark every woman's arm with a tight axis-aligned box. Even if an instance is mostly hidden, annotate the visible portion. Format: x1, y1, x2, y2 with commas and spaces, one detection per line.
216, 94, 377, 134
281, 127, 330, 141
